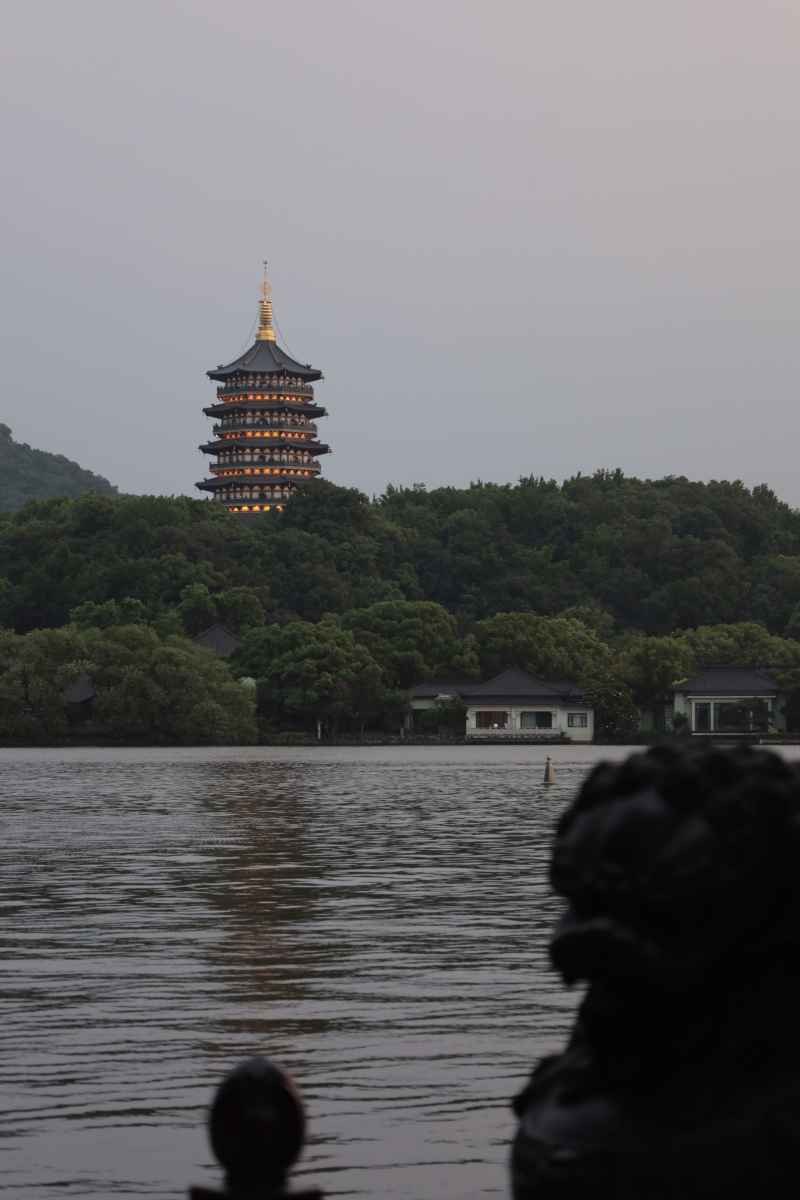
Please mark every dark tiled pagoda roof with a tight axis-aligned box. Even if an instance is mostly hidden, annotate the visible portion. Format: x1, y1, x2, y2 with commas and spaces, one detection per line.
675, 666, 779, 696
208, 338, 322, 383
410, 668, 585, 704
62, 672, 97, 705
192, 624, 242, 658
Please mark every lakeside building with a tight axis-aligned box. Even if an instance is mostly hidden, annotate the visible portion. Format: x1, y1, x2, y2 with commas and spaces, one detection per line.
197, 267, 330, 515
671, 666, 785, 736
410, 668, 594, 742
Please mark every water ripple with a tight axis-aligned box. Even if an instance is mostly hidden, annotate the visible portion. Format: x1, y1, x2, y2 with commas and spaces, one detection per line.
0, 745, 619, 1198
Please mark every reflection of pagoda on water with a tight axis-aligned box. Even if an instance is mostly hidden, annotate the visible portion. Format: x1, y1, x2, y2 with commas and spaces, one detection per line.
197, 266, 330, 515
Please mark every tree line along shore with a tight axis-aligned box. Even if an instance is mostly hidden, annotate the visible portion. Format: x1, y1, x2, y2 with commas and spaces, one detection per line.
3, 473, 800, 744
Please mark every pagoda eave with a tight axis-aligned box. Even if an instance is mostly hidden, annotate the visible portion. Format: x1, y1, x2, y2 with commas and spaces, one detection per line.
207, 363, 322, 384
206, 331, 322, 383
202, 401, 327, 419
197, 473, 321, 492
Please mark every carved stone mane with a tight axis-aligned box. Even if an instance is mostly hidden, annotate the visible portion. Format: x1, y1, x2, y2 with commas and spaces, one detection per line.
512, 744, 800, 1199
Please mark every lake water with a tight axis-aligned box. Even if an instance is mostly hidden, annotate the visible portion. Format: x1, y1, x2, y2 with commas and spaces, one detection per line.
0, 744, 661, 1198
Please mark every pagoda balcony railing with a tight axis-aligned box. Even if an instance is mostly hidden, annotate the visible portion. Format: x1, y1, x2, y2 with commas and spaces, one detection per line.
212, 455, 321, 464
212, 422, 316, 435
210, 461, 321, 474
209, 442, 320, 454
216, 383, 314, 399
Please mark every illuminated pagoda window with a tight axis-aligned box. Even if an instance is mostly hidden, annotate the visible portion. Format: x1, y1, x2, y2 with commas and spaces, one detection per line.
197, 263, 330, 516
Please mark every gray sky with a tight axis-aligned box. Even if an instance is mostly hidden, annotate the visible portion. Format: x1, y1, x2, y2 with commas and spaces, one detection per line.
2, 1, 800, 503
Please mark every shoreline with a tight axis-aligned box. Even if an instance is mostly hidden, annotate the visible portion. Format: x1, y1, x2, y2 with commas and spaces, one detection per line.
0, 734, 794, 750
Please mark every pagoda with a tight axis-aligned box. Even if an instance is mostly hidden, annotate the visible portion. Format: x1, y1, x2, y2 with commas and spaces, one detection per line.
197, 266, 330, 515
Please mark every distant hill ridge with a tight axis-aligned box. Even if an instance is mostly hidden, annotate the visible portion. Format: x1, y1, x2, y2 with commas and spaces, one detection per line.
0, 423, 117, 511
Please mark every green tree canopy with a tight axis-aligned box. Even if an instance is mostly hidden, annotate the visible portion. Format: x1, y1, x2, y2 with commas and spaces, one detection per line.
0, 624, 256, 745
215, 587, 266, 633
3, 475, 800, 637
581, 670, 640, 742
682, 622, 800, 670
0, 626, 87, 742
559, 604, 617, 641
177, 583, 219, 635
474, 613, 612, 681
235, 619, 388, 733
342, 600, 478, 688
3, 473, 800, 742
85, 625, 256, 743
619, 635, 695, 709
71, 598, 148, 628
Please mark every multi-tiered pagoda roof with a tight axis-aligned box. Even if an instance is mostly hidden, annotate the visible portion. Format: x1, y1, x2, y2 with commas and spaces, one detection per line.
197, 268, 330, 515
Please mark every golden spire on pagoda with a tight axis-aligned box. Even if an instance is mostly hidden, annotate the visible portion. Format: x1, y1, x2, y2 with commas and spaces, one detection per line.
257, 260, 276, 342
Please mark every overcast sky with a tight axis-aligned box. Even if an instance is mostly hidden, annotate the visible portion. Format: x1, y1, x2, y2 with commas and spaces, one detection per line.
2, 1, 799, 503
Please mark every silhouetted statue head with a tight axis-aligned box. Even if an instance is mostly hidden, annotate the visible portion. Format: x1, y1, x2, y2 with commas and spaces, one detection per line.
512, 744, 800, 1199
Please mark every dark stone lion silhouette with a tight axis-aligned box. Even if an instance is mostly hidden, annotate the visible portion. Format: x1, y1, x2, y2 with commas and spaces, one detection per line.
512, 744, 800, 1199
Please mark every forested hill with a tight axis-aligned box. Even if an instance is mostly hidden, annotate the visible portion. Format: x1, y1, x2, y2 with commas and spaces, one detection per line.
0, 423, 117, 511
1, 472, 799, 637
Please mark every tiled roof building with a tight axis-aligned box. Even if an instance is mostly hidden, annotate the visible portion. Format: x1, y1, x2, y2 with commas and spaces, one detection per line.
410, 669, 593, 741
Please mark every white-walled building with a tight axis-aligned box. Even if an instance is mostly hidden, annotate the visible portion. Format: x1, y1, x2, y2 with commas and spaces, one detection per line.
672, 667, 784, 736
410, 668, 594, 742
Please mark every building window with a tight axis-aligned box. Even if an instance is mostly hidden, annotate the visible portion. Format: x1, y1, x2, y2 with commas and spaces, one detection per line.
713, 699, 770, 734
694, 702, 711, 733
476, 710, 509, 729
567, 712, 588, 728
521, 711, 553, 729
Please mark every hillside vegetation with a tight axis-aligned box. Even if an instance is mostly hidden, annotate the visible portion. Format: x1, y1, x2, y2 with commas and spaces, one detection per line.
1, 473, 798, 633
3, 473, 800, 740
0, 424, 117, 511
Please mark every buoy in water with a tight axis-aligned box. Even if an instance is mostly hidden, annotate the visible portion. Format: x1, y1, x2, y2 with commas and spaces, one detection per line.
543, 756, 555, 785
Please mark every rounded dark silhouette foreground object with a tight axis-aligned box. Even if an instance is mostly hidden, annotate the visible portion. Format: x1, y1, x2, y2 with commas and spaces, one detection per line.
512, 743, 800, 1199
190, 1057, 321, 1199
